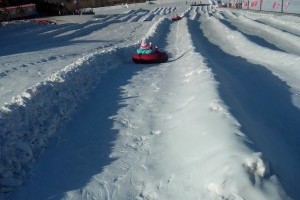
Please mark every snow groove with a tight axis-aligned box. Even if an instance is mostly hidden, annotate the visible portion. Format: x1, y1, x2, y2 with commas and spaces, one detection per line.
221, 10, 300, 56
200, 11, 300, 110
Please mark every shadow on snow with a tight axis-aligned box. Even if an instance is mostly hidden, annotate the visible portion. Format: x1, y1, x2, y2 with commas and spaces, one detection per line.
218, 18, 287, 53
0, 16, 124, 57
188, 18, 300, 199
5, 61, 141, 200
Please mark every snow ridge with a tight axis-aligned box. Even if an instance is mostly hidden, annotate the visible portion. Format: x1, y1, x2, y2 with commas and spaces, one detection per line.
0, 49, 121, 193
221, 10, 300, 56
201, 11, 300, 109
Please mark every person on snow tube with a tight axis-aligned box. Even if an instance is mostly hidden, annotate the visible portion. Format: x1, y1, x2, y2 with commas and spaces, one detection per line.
132, 40, 167, 63
137, 39, 155, 54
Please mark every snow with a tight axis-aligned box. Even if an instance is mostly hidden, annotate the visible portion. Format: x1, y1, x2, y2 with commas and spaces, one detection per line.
1, 1, 300, 200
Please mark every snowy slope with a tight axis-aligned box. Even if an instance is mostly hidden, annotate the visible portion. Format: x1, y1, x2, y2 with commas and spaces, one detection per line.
1, 1, 300, 200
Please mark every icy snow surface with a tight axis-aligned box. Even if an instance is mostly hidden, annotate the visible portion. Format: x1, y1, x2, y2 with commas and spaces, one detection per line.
1, 1, 300, 200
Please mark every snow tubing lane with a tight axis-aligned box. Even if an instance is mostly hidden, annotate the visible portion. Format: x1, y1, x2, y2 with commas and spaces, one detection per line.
132, 52, 168, 64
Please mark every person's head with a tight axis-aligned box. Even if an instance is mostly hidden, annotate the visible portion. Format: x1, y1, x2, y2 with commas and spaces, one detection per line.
140, 39, 147, 48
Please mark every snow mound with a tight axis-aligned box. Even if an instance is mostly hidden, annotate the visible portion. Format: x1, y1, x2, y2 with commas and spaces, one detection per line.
0, 48, 122, 192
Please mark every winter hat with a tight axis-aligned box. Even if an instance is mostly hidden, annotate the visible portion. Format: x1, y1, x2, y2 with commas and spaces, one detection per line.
140, 39, 147, 49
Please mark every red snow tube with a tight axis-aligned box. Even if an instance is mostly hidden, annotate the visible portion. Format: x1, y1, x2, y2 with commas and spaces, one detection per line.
33, 19, 56, 25
132, 52, 168, 64
172, 16, 182, 21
